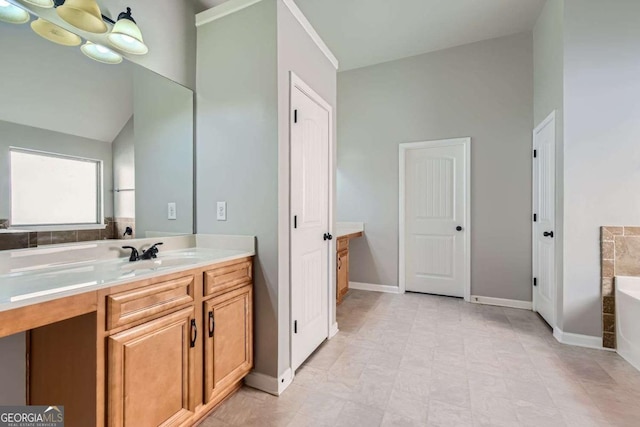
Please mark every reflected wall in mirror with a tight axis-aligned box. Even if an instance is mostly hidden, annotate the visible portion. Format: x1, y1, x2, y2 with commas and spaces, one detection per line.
0, 15, 194, 250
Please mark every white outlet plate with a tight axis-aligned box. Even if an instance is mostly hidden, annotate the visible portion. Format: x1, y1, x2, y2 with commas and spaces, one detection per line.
217, 201, 226, 221
168, 202, 177, 220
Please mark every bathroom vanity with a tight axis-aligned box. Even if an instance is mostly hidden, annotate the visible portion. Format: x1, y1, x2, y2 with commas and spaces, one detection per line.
335, 223, 364, 304
0, 237, 254, 426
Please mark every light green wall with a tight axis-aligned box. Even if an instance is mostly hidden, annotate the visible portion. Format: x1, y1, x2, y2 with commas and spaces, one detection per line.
337, 32, 534, 302
196, 0, 280, 377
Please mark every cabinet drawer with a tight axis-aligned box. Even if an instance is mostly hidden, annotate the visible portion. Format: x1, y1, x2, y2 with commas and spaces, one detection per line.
106, 275, 195, 330
337, 237, 349, 252
204, 260, 252, 297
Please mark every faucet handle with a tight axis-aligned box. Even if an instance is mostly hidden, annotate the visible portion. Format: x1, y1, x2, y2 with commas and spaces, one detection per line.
141, 242, 164, 259
122, 246, 139, 262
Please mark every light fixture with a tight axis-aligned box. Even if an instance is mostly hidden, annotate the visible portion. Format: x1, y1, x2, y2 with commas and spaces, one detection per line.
81, 41, 122, 64
0, 0, 30, 24
107, 7, 147, 55
21, 0, 54, 8
56, 0, 107, 34
31, 17, 81, 46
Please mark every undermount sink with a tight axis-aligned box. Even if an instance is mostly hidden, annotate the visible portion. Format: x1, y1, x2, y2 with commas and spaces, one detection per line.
120, 257, 196, 271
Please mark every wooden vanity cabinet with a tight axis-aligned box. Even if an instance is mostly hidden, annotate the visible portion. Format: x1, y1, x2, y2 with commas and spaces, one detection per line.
101, 257, 253, 427
203, 285, 253, 404
25, 257, 254, 427
337, 237, 350, 304
107, 307, 197, 427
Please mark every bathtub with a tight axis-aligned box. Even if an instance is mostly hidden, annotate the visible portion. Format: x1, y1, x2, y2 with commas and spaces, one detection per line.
616, 276, 640, 370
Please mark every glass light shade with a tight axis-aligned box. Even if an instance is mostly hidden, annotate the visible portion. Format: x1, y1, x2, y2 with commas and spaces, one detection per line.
108, 17, 147, 55
56, 0, 107, 34
81, 41, 122, 65
21, 0, 54, 8
31, 18, 81, 46
0, 0, 30, 24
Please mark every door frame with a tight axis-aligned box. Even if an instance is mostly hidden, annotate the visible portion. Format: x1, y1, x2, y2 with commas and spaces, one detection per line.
531, 110, 556, 327
398, 138, 471, 301
288, 72, 335, 373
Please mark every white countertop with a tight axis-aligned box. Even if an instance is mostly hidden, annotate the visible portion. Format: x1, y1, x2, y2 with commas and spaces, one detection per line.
336, 222, 364, 238
0, 235, 255, 313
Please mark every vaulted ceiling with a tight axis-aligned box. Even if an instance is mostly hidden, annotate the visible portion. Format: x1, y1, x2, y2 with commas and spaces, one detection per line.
194, 0, 546, 71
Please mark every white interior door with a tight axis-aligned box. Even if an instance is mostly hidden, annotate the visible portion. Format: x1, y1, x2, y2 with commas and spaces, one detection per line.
401, 138, 470, 298
290, 79, 330, 371
533, 112, 556, 327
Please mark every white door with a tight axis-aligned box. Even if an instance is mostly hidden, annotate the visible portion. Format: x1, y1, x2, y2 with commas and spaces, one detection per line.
532, 112, 556, 327
290, 78, 331, 371
400, 138, 470, 298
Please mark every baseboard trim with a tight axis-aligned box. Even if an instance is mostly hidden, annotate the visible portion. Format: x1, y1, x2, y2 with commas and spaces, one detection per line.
329, 322, 339, 338
553, 327, 611, 351
470, 295, 532, 310
349, 282, 401, 294
244, 368, 293, 396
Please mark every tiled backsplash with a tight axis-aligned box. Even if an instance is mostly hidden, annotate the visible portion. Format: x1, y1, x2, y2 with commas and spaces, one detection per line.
0, 217, 135, 251
600, 226, 640, 349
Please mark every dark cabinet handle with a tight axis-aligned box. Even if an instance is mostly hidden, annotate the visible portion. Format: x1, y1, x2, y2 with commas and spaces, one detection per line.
324, 233, 333, 241
189, 319, 197, 348
208, 311, 215, 338
338, 258, 342, 270
456, 226, 463, 231
543, 231, 554, 238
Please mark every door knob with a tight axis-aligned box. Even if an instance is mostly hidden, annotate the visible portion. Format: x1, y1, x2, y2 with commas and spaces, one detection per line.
543, 231, 554, 238
456, 226, 463, 231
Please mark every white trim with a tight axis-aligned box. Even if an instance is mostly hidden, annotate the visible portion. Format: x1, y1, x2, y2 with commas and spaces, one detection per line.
553, 327, 611, 351
280, 0, 339, 69
195, 0, 263, 27
471, 295, 532, 310
244, 368, 294, 396
329, 322, 339, 338
288, 72, 335, 373
531, 110, 557, 328
195, 0, 339, 70
349, 282, 401, 294
398, 138, 472, 301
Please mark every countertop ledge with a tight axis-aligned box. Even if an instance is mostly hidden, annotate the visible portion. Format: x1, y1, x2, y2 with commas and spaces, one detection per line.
336, 222, 364, 239
0, 234, 255, 314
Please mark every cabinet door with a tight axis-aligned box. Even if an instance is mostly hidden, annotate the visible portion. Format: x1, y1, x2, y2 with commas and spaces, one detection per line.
108, 307, 196, 427
337, 249, 349, 304
204, 285, 253, 403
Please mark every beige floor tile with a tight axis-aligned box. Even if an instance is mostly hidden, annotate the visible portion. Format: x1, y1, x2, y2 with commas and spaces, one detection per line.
200, 290, 640, 427
427, 400, 474, 427
334, 401, 385, 427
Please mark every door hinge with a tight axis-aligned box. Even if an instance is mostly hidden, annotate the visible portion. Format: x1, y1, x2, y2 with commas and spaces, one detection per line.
294, 215, 297, 229
533, 278, 537, 287
294, 109, 298, 123
294, 320, 298, 334
533, 213, 537, 222
533, 149, 537, 158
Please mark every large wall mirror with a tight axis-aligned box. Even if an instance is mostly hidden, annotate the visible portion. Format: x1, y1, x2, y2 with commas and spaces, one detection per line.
0, 5, 194, 250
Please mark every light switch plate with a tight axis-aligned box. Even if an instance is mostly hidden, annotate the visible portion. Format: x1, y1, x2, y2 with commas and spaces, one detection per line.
168, 202, 177, 220
217, 201, 226, 221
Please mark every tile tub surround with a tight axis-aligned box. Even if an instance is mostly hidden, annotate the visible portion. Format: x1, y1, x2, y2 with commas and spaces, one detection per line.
0, 217, 127, 250
600, 226, 640, 349
201, 290, 640, 427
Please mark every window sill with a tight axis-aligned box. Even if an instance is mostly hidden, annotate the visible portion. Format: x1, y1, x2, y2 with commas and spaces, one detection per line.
8, 224, 107, 232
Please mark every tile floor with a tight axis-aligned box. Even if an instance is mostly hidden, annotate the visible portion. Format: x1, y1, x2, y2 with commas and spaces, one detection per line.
201, 290, 640, 426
